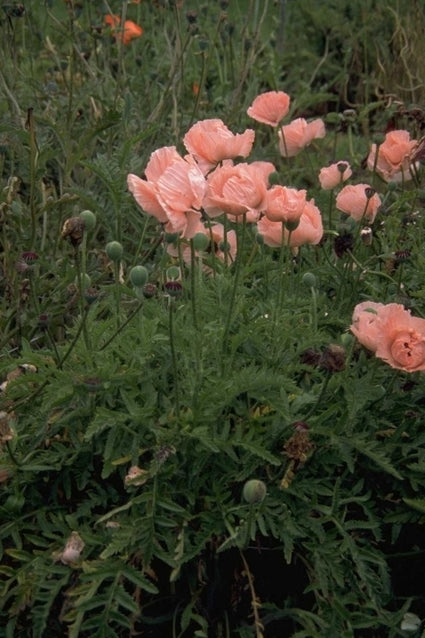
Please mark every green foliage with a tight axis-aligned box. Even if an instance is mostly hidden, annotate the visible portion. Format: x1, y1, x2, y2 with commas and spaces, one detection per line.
1, 1, 425, 636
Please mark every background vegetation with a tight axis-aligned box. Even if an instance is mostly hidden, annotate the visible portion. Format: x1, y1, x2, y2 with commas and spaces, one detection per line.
1, 1, 425, 637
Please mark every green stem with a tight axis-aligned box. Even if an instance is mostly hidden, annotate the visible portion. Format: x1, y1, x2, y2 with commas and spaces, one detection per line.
168, 298, 180, 419
304, 371, 332, 420
58, 305, 90, 369
74, 248, 90, 349
221, 215, 246, 369
100, 300, 144, 352
190, 239, 198, 331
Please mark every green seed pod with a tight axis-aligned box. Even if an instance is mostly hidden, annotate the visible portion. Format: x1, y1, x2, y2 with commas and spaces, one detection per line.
167, 265, 181, 281
302, 272, 317, 288
79, 209, 96, 231
242, 479, 267, 504
105, 241, 123, 262
340, 332, 354, 349
192, 232, 210, 252
129, 265, 148, 288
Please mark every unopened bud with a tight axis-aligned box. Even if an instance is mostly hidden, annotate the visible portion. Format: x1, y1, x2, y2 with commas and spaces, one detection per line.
302, 272, 317, 288
242, 479, 267, 504
79, 209, 96, 231
129, 265, 148, 288
192, 233, 210, 252
105, 241, 123, 262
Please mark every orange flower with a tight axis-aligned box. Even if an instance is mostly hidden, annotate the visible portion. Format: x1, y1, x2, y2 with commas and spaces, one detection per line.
351, 302, 425, 372
335, 184, 381, 223
104, 14, 143, 45
278, 117, 325, 157
367, 130, 418, 182
318, 161, 352, 190
104, 13, 120, 28
257, 198, 323, 247
183, 119, 255, 174
247, 90, 291, 127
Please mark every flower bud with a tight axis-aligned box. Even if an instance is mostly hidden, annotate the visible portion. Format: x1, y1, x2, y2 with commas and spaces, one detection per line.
302, 272, 317, 288
79, 209, 96, 231
192, 233, 210, 252
164, 280, 183, 298
129, 265, 148, 288
242, 479, 267, 504
143, 283, 157, 298
167, 266, 181, 281
105, 241, 123, 262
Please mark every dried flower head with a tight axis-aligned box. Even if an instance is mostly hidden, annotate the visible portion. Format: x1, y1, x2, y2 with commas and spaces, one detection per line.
125, 465, 148, 487
61, 217, 85, 246
60, 531, 85, 565
319, 344, 346, 372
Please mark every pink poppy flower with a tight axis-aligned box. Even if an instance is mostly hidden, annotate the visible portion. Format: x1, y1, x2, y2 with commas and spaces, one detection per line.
257, 198, 323, 247
278, 117, 326, 157
128, 148, 206, 238
203, 161, 273, 219
127, 146, 182, 223
247, 90, 291, 127
351, 301, 425, 372
350, 301, 400, 352
265, 185, 307, 224
155, 155, 206, 237
183, 119, 255, 174
335, 184, 381, 223
367, 130, 418, 182
318, 161, 352, 190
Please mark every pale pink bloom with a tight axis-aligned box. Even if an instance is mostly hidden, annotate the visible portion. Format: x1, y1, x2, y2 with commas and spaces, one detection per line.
336, 184, 381, 223
203, 161, 273, 219
156, 155, 206, 238
127, 146, 182, 223
278, 117, 326, 157
247, 90, 291, 127
257, 198, 323, 247
350, 301, 400, 352
265, 185, 307, 224
183, 119, 255, 174
351, 301, 425, 372
318, 161, 352, 190
367, 130, 418, 182
128, 149, 206, 238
